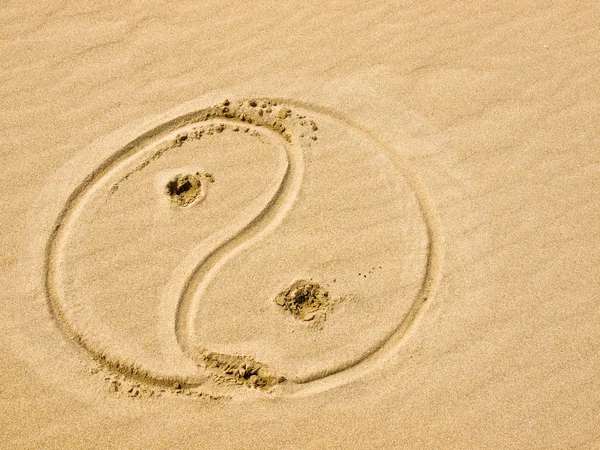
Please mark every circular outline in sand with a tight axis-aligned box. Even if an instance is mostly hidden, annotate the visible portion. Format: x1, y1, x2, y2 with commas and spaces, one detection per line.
44, 97, 442, 398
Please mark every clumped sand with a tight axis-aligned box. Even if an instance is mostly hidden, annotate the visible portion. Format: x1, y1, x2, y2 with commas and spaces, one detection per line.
165, 172, 214, 207
2, 2, 600, 449
274, 279, 336, 326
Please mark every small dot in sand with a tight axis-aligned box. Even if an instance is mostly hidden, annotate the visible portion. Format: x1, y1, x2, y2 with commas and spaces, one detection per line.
165, 172, 213, 207
274, 280, 333, 323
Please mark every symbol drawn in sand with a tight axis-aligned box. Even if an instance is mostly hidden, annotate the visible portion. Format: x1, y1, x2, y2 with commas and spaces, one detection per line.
44, 98, 440, 398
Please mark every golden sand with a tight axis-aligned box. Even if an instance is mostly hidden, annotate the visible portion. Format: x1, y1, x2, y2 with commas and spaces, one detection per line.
2, 2, 599, 448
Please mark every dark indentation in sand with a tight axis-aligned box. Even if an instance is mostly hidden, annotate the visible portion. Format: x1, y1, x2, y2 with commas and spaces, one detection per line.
165, 172, 214, 207
274, 280, 335, 326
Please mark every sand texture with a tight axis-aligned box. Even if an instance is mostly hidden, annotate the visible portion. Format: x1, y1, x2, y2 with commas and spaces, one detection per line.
1, 1, 600, 449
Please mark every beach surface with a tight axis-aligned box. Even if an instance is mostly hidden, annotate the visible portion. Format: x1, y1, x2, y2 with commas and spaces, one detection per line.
1, 1, 599, 448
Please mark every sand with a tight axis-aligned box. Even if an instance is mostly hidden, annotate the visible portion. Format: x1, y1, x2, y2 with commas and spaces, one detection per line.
1, 1, 599, 448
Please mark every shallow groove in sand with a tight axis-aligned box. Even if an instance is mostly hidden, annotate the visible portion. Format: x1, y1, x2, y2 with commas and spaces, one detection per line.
44, 98, 441, 398
174, 123, 303, 364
